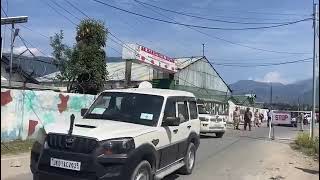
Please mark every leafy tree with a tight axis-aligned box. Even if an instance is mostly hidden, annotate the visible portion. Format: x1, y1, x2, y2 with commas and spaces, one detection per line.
50, 30, 77, 92
73, 19, 108, 94
50, 19, 108, 94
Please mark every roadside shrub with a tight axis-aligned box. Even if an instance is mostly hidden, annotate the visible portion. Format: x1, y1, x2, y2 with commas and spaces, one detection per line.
295, 132, 314, 148
293, 133, 319, 157
314, 137, 319, 156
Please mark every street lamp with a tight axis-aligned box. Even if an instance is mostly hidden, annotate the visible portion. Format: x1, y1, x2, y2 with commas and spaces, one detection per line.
1, 16, 28, 87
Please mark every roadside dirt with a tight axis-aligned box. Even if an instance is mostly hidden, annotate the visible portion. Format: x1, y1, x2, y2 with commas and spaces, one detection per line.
260, 140, 319, 180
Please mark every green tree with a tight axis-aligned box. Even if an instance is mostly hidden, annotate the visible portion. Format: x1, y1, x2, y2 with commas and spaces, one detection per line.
50, 30, 77, 92
74, 19, 108, 94
50, 19, 108, 94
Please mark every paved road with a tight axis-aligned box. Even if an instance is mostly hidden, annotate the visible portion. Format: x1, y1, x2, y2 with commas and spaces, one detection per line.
3, 123, 317, 180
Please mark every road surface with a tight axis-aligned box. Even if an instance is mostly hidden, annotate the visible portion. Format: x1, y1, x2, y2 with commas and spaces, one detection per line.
3, 124, 318, 180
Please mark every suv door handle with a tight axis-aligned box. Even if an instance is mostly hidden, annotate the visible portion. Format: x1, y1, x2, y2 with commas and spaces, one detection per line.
173, 129, 178, 134
187, 125, 191, 129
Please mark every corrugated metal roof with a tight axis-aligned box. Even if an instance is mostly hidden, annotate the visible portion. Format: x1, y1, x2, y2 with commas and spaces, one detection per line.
37, 61, 154, 82
107, 62, 153, 81
36, 71, 61, 82
174, 56, 203, 69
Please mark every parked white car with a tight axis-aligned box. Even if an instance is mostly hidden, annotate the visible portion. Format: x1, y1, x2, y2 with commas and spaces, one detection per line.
31, 88, 200, 180
197, 104, 226, 138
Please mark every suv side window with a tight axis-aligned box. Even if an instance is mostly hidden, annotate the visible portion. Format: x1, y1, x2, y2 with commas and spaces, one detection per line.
189, 101, 198, 119
163, 98, 177, 123
177, 101, 189, 123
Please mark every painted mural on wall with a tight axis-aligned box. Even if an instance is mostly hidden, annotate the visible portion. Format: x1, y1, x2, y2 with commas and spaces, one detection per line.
1, 88, 96, 141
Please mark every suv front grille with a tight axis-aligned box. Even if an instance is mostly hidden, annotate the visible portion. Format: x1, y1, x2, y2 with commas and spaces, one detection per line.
210, 118, 223, 122
47, 133, 98, 154
199, 117, 208, 121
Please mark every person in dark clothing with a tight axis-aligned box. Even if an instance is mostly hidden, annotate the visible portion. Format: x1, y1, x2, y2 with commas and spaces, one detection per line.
244, 107, 252, 131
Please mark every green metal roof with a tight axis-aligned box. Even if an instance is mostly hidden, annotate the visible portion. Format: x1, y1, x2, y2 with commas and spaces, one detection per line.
229, 95, 255, 106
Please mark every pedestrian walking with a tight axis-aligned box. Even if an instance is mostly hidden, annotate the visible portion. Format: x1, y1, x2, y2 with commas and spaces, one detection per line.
233, 107, 241, 130
267, 109, 272, 127
254, 109, 260, 127
259, 112, 264, 125
244, 107, 252, 131
299, 112, 304, 131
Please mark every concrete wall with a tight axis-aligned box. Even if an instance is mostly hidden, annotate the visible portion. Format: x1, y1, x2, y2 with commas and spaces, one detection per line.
1, 88, 95, 142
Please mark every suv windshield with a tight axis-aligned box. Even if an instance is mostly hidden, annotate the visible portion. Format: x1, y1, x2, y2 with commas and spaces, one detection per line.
198, 105, 209, 114
84, 92, 164, 126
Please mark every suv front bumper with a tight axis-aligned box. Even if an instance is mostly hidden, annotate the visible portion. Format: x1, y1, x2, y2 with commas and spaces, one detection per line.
200, 122, 226, 133
30, 142, 132, 180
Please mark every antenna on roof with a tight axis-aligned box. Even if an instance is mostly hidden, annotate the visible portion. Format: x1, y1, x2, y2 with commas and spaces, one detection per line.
202, 43, 205, 57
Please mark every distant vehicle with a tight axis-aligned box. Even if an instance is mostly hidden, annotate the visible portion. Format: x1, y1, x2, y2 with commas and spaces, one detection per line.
197, 104, 226, 138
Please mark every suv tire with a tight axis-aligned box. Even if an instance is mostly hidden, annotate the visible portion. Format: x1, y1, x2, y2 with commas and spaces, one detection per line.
131, 160, 152, 180
215, 132, 224, 138
179, 143, 196, 175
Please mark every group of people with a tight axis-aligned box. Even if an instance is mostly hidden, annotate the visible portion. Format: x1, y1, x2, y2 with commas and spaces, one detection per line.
232, 107, 265, 131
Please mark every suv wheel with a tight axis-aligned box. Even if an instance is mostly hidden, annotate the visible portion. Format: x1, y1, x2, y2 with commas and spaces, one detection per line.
179, 143, 196, 175
215, 132, 224, 138
131, 160, 152, 180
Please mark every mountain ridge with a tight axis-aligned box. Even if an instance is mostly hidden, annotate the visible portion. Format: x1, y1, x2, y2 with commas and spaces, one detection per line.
229, 79, 319, 105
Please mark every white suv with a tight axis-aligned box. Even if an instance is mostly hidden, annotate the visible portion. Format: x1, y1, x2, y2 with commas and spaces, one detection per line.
30, 88, 200, 180
198, 104, 226, 138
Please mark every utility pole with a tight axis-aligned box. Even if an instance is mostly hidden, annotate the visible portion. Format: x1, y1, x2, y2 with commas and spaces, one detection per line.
9, 23, 14, 87
124, 60, 132, 88
270, 82, 273, 108
202, 43, 205, 57
1, 16, 28, 87
311, 2, 319, 139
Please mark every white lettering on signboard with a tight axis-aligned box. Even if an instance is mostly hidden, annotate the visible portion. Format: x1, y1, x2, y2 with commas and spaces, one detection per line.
122, 43, 177, 73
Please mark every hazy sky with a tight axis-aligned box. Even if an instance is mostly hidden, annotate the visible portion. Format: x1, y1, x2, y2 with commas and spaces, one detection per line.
1, 0, 316, 84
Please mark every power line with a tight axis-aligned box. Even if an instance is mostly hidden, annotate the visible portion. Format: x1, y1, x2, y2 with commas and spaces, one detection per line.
111, 0, 308, 22
207, 57, 312, 67
106, 44, 122, 55
48, 0, 81, 21
64, 0, 90, 18
60, 0, 143, 57
42, 0, 77, 25
91, 0, 312, 31
18, 24, 51, 39
134, 0, 303, 25
1, 6, 8, 16
134, 0, 311, 55
17, 34, 48, 57
209, 55, 307, 62
175, 3, 311, 17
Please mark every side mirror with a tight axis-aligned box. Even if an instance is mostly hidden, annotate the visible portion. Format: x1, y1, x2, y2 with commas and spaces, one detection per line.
163, 117, 180, 126
81, 108, 88, 117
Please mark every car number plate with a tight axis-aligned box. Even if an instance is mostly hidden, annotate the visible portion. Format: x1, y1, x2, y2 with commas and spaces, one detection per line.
50, 158, 81, 171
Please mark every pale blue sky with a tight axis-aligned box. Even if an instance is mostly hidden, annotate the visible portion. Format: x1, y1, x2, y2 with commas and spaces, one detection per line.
1, 0, 315, 84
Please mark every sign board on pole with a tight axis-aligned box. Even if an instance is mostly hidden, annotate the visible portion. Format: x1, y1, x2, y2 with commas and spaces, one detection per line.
122, 43, 177, 73
272, 111, 292, 125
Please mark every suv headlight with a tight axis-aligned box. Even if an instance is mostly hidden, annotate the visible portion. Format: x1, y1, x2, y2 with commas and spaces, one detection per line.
33, 127, 48, 149
35, 128, 47, 145
97, 138, 135, 156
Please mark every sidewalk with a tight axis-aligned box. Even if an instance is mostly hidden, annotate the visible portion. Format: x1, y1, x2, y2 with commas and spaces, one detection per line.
1, 152, 31, 180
